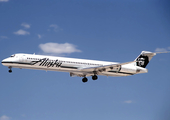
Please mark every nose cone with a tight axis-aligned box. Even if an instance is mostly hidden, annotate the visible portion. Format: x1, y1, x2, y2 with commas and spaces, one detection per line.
2, 58, 6, 62
1, 58, 10, 66
2, 58, 6, 65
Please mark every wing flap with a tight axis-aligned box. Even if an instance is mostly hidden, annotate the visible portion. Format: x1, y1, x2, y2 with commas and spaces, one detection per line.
70, 72, 93, 77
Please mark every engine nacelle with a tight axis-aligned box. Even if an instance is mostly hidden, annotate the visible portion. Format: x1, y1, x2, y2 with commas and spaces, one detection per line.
120, 65, 148, 74
120, 65, 137, 74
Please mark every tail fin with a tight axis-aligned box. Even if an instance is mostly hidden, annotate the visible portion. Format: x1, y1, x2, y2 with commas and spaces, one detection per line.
135, 51, 156, 68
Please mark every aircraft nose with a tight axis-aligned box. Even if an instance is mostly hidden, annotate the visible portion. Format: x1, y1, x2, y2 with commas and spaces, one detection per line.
2, 58, 8, 61
2, 58, 6, 63
1, 58, 9, 65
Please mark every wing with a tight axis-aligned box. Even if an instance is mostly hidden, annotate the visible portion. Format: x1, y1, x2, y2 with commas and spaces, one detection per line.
70, 61, 136, 77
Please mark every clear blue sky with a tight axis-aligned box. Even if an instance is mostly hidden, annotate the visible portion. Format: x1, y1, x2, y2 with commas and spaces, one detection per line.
0, 0, 170, 120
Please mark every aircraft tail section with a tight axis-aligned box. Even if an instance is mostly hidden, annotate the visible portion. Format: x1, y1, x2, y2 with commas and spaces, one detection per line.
135, 51, 156, 68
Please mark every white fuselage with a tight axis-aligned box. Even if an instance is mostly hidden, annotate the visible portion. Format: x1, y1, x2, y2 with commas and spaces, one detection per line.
1, 53, 148, 77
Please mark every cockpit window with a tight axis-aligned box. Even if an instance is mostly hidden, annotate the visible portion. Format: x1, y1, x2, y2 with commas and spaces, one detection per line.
10, 54, 15, 57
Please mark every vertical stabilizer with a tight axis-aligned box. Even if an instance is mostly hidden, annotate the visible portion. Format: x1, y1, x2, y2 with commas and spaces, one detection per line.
135, 51, 156, 68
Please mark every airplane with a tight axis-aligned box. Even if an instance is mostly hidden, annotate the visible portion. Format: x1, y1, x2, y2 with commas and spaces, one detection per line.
1, 51, 168, 82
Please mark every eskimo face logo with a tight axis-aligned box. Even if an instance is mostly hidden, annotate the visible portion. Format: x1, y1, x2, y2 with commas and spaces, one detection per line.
136, 55, 149, 68
137, 57, 145, 66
